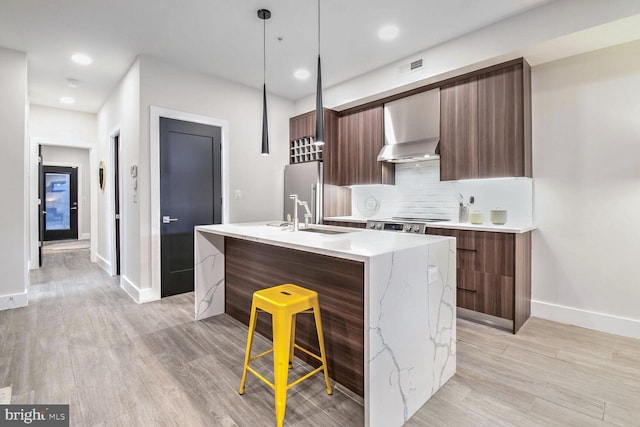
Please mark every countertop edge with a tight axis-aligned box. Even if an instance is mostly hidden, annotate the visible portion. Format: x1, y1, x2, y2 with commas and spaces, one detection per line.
425, 222, 537, 234
323, 217, 536, 233
195, 223, 454, 261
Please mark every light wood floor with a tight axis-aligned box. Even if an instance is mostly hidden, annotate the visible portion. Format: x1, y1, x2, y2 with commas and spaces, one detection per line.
1, 250, 638, 426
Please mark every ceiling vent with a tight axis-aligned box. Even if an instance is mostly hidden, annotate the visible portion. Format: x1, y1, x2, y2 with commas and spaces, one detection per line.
398, 58, 424, 75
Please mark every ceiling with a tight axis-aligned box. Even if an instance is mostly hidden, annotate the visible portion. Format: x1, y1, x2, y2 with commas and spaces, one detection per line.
0, 0, 554, 113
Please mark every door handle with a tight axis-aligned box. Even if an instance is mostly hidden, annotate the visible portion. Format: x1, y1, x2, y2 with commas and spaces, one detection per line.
162, 216, 179, 224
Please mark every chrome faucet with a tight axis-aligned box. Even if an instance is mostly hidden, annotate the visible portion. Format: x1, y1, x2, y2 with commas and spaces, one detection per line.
289, 194, 312, 231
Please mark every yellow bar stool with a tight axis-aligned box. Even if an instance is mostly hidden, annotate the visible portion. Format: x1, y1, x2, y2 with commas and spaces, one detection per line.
238, 283, 333, 427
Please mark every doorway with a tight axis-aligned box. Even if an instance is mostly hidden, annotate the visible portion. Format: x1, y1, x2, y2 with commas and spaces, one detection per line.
42, 165, 79, 241
113, 134, 121, 276
160, 117, 222, 297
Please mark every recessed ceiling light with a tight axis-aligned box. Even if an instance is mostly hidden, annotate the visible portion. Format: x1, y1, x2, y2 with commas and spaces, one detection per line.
294, 69, 311, 80
378, 25, 399, 41
59, 96, 75, 105
71, 53, 92, 65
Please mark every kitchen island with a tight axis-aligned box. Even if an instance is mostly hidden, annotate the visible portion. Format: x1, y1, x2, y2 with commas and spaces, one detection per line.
194, 223, 456, 427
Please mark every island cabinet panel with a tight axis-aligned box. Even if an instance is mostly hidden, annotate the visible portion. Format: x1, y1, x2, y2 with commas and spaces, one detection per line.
224, 237, 365, 396
440, 76, 479, 181
427, 228, 531, 333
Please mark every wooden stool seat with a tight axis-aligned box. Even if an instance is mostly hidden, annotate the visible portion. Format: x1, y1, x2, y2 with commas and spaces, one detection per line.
238, 283, 332, 427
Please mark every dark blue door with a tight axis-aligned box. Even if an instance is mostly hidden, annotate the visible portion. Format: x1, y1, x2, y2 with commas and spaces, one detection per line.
160, 118, 222, 297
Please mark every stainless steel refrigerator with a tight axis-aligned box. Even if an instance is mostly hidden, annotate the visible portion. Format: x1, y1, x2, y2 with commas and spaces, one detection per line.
283, 162, 322, 224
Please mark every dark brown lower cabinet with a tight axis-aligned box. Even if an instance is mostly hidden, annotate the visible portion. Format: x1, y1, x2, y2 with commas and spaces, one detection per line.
428, 228, 531, 333
475, 272, 514, 320
322, 220, 366, 229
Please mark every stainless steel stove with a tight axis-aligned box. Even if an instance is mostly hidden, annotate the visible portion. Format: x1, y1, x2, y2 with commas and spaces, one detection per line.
366, 217, 449, 234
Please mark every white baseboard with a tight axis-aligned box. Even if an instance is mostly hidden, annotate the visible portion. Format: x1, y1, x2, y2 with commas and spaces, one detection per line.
531, 300, 640, 340
96, 253, 111, 274
80, 233, 90, 240
120, 275, 160, 304
0, 292, 28, 311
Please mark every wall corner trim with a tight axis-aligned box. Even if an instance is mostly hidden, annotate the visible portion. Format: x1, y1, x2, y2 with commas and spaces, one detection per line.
96, 253, 112, 274
120, 275, 160, 304
0, 292, 28, 312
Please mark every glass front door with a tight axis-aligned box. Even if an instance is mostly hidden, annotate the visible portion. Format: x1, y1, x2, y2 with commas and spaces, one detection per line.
43, 166, 78, 241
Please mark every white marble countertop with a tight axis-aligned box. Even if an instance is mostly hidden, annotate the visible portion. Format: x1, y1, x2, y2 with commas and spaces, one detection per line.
323, 216, 536, 233
195, 222, 451, 262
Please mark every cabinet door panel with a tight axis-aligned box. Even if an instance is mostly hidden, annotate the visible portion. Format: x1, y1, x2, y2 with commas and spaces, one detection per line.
477, 64, 524, 177
289, 111, 315, 141
457, 245, 476, 311
440, 77, 478, 181
475, 232, 514, 276
336, 106, 390, 186
476, 272, 514, 320
357, 107, 384, 185
428, 228, 475, 250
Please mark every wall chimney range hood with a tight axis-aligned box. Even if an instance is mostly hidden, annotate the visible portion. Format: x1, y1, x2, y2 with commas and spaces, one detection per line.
377, 88, 440, 163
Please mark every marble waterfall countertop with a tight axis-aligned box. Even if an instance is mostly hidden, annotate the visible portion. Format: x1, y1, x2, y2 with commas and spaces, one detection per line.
194, 222, 457, 427
195, 222, 453, 261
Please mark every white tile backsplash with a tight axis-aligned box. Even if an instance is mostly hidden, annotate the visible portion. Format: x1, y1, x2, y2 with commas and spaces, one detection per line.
349, 160, 533, 226
350, 184, 398, 219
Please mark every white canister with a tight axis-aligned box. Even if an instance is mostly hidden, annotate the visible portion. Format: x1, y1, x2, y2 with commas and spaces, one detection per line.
490, 209, 508, 225
469, 210, 484, 224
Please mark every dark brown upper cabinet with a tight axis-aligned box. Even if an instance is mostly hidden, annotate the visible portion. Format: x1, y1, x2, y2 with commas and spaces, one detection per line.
289, 111, 316, 141
440, 59, 532, 180
335, 106, 394, 186
440, 77, 479, 181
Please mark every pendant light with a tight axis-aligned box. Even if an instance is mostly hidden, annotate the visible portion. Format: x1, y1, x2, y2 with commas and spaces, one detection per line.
314, 0, 324, 146
258, 9, 271, 156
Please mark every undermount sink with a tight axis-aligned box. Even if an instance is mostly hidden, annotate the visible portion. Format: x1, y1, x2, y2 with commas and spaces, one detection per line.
299, 227, 352, 235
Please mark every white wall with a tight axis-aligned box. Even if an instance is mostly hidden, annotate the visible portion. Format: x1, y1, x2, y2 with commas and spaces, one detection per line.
137, 56, 293, 300
0, 47, 28, 310
295, 0, 640, 113
97, 55, 294, 302
41, 145, 92, 238
30, 105, 97, 145
139, 55, 293, 224
97, 59, 141, 280
531, 40, 640, 338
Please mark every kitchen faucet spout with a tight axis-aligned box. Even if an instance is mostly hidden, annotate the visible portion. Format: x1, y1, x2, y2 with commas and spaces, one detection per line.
289, 194, 312, 231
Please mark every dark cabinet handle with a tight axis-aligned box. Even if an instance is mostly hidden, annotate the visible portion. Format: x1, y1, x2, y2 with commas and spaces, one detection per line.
458, 248, 477, 252
456, 287, 477, 293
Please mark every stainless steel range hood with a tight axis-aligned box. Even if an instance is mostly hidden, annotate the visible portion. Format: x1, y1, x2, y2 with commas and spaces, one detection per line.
377, 88, 440, 163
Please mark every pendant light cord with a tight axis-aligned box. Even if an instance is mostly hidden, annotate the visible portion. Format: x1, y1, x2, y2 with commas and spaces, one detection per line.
263, 16, 266, 85
317, 0, 321, 57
